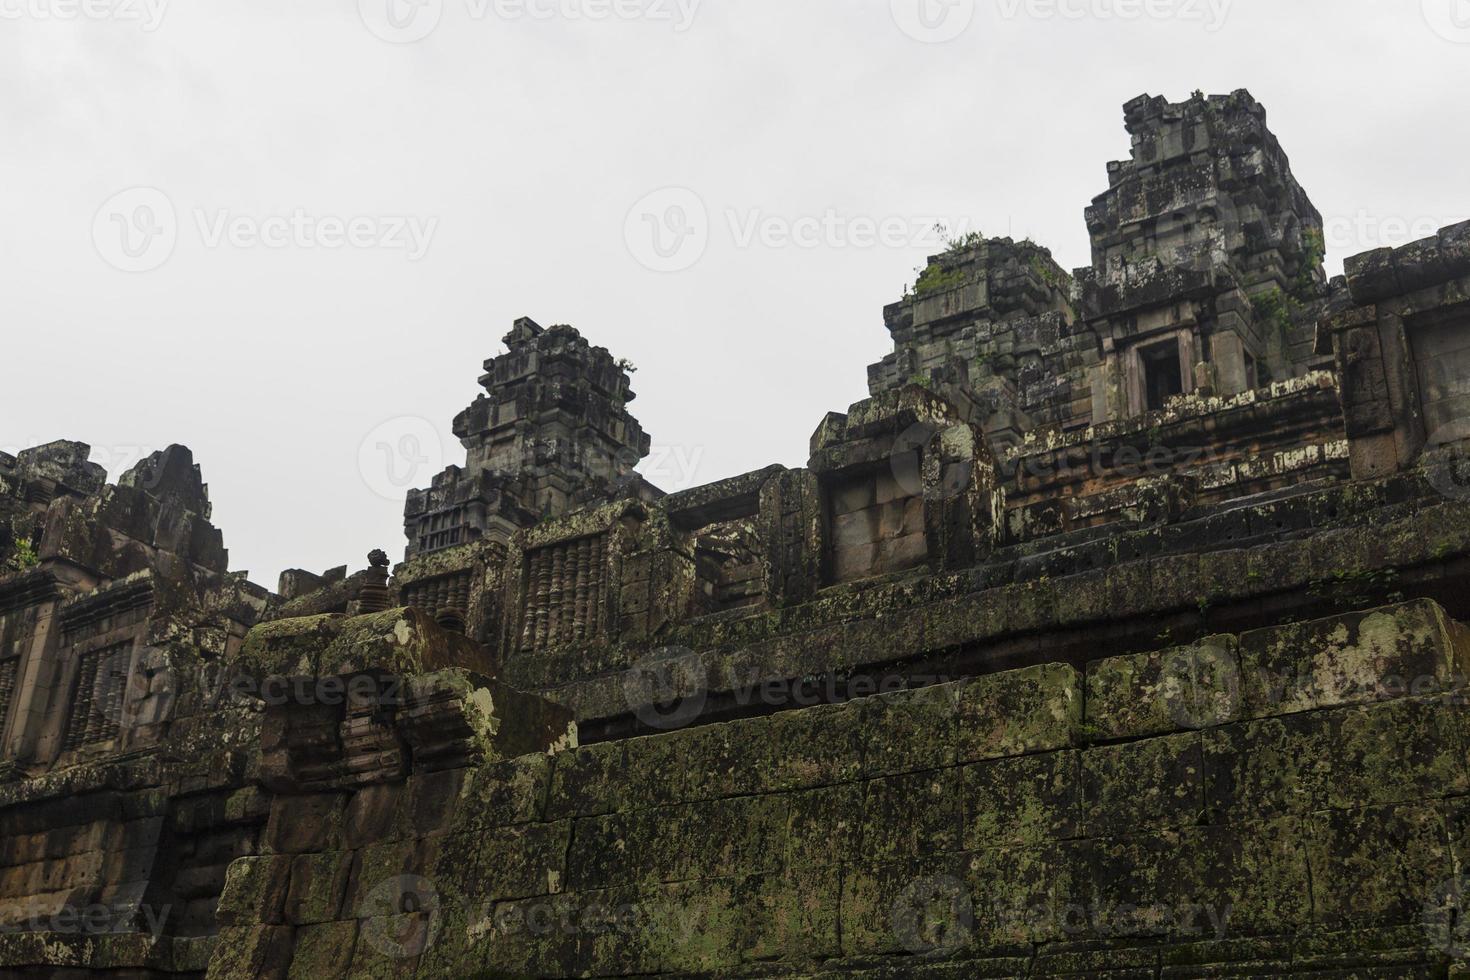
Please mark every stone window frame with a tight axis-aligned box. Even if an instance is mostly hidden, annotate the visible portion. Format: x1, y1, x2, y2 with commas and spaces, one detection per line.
1124, 327, 1198, 417
818, 461, 932, 588
1406, 303, 1470, 448
54, 633, 142, 761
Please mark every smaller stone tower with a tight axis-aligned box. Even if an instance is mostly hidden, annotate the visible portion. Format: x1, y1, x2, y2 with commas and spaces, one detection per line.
403, 317, 654, 558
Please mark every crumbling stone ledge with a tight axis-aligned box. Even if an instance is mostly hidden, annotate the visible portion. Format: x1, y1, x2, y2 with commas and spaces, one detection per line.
544, 472, 1470, 735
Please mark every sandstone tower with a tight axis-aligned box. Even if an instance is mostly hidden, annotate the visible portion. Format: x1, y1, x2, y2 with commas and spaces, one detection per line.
403, 317, 653, 559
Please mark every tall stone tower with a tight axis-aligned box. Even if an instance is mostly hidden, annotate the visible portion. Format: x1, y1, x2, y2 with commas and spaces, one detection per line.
1081, 90, 1330, 420
867, 89, 1333, 451
403, 317, 653, 558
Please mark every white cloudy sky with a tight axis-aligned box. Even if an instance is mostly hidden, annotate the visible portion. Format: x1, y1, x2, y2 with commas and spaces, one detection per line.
2, 0, 1466, 587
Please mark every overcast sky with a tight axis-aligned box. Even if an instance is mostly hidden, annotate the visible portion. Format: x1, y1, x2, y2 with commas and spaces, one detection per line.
2, 0, 1466, 587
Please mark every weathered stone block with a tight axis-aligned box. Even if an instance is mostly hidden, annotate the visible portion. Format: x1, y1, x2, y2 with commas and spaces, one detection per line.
287, 919, 357, 978
1085, 636, 1242, 740
476, 891, 584, 978
565, 811, 635, 892
680, 795, 789, 881
284, 851, 354, 926
766, 701, 866, 791
1080, 832, 1191, 940
262, 794, 346, 854
787, 784, 864, 869
1238, 600, 1470, 719
344, 839, 416, 917
738, 868, 843, 964
840, 853, 975, 957
623, 732, 692, 810
342, 784, 406, 849
1182, 816, 1311, 939
863, 684, 960, 777
206, 924, 295, 979
466, 820, 571, 902
641, 877, 746, 974
349, 912, 430, 976
215, 855, 292, 927
860, 769, 962, 867
547, 740, 628, 819
1082, 732, 1204, 835
1204, 696, 1467, 819
677, 715, 774, 801
967, 842, 1077, 951
1306, 803, 1451, 928
962, 750, 1080, 850
954, 664, 1081, 764
403, 768, 466, 837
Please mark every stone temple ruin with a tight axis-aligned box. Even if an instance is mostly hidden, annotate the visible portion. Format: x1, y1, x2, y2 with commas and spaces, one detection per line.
2, 89, 1470, 977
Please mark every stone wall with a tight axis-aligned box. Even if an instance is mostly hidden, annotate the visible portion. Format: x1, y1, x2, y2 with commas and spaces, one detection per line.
192, 597, 1470, 978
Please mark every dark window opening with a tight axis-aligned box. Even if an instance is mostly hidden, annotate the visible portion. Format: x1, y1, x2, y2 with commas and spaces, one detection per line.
1244, 353, 1258, 391
1142, 340, 1184, 412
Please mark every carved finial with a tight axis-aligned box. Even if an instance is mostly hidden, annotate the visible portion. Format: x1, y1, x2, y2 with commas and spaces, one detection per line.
358, 549, 393, 614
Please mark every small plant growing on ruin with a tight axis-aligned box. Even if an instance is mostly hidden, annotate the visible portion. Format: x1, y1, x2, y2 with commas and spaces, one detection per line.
1292, 228, 1327, 298
912, 262, 967, 297
1251, 288, 1295, 347
932, 223, 985, 255
5, 538, 39, 572
909, 224, 986, 297
616, 358, 638, 375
